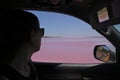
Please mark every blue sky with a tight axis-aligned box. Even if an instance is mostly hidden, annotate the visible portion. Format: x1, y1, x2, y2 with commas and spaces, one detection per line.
28, 10, 101, 37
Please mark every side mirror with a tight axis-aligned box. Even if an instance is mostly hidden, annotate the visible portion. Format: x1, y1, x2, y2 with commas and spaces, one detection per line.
94, 45, 116, 63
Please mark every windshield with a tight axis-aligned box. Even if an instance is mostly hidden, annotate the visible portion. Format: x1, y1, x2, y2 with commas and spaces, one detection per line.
29, 10, 115, 64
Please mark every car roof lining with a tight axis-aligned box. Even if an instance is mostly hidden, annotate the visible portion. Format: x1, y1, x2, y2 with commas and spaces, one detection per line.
0, 0, 107, 25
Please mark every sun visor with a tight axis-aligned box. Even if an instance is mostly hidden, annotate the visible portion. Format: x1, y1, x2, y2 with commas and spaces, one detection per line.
89, 0, 120, 29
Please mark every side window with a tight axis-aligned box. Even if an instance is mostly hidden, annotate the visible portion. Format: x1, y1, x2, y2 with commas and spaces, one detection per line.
29, 11, 115, 63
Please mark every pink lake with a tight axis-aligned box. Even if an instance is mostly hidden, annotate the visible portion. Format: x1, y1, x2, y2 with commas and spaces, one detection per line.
31, 37, 114, 63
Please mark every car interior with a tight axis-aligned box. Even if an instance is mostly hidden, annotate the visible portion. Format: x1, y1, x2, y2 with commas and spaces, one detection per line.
1, 0, 120, 80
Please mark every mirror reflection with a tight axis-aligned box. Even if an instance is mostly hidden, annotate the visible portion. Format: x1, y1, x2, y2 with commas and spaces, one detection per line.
95, 46, 111, 62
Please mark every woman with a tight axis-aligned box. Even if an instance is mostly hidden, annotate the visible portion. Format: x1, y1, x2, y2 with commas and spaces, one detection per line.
0, 9, 44, 80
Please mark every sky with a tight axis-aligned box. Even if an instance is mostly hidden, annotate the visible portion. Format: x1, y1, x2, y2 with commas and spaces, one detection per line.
28, 10, 101, 37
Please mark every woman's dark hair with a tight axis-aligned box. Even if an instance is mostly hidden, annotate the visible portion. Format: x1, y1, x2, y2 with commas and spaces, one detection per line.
0, 9, 40, 62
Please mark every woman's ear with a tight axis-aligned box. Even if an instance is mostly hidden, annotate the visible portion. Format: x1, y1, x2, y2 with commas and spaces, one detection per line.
29, 30, 41, 52
30, 30, 36, 45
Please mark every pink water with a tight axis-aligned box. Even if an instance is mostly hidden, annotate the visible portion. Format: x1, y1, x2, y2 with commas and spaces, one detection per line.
31, 37, 114, 63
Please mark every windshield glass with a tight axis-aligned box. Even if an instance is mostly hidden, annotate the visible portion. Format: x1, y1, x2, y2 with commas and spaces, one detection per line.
29, 10, 115, 64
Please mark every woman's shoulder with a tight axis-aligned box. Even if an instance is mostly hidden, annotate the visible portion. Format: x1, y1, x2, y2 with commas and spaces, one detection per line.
0, 64, 27, 80
0, 75, 10, 80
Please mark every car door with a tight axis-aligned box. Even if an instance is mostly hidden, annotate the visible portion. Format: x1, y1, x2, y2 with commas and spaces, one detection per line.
29, 10, 115, 80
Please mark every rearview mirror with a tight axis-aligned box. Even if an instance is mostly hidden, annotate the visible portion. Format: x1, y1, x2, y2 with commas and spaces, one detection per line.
94, 45, 116, 63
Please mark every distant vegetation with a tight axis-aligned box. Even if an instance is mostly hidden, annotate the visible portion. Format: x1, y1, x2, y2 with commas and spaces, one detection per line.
43, 36, 104, 38
43, 36, 62, 38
